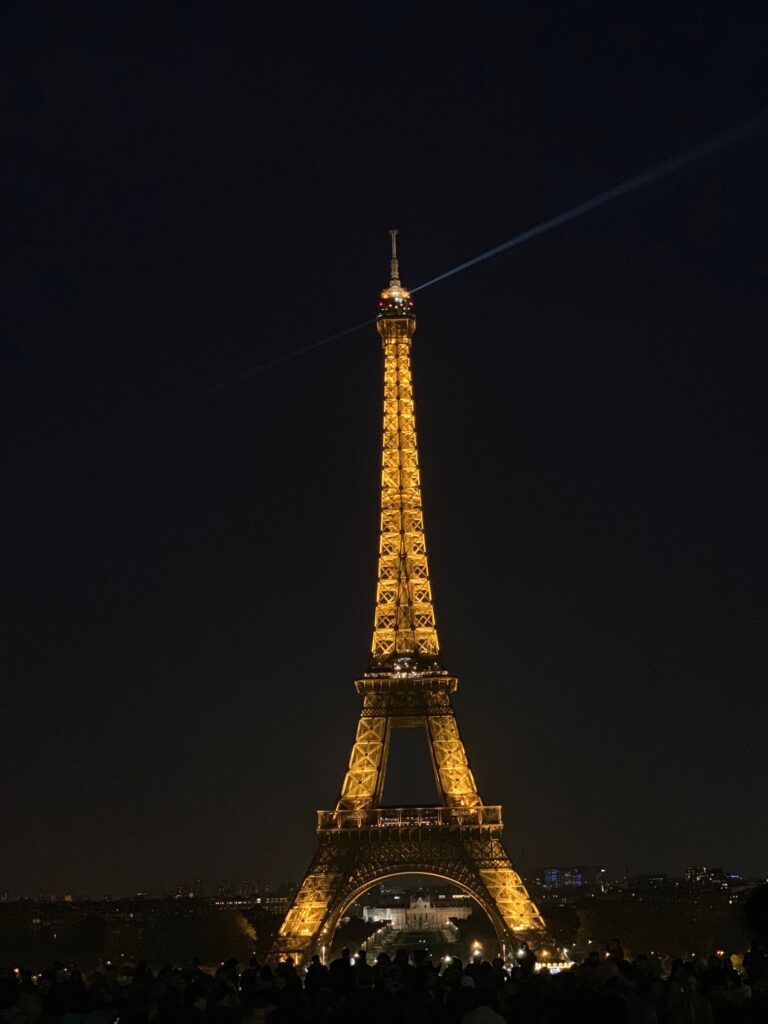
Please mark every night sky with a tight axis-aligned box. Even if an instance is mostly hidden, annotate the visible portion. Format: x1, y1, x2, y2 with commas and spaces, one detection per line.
3, 2, 768, 896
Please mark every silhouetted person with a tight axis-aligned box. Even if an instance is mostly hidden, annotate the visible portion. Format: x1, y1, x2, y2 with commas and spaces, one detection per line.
460, 985, 505, 1024
744, 938, 767, 984
607, 938, 626, 964
329, 947, 353, 996
304, 954, 328, 1007
353, 949, 374, 990
667, 972, 713, 1024
239, 957, 261, 1009
517, 941, 537, 978
179, 978, 210, 1024
392, 947, 415, 989
256, 965, 275, 995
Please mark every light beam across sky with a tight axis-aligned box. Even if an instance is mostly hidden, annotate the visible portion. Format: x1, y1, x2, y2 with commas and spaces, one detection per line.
411, 111, 768, 294
40, 109, 768, 459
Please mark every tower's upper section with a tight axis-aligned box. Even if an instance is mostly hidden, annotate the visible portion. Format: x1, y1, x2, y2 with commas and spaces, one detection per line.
377, 229, 415, 321
371, 232, 441, 671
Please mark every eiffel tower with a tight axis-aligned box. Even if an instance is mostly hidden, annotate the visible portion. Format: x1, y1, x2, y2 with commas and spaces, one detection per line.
272, 233, 547, 962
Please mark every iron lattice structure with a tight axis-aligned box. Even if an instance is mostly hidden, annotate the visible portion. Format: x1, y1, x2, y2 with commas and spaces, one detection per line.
372, 300, 439, 663
272, 234, 547, 962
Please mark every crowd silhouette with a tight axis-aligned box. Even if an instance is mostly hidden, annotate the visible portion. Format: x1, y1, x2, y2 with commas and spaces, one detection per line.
2, 940, 767, 1024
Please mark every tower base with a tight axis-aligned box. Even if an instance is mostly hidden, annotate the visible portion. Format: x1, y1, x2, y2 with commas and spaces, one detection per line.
271, 807, 547, 963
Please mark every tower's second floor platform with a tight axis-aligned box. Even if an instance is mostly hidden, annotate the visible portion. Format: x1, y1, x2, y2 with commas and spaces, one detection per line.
354, 671, 458, 717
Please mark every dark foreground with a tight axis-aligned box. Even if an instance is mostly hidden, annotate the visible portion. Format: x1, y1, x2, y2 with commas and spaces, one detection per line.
2, 942, 767, 1024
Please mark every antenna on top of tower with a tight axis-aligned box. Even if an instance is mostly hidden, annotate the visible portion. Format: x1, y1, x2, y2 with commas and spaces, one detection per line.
389, 228, 400, 286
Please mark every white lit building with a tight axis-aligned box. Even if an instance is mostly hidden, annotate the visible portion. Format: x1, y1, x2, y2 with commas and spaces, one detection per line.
362, 894, 472, 931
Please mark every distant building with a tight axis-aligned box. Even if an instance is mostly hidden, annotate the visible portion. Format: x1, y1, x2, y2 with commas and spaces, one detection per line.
237, 880, 262, 898
362, 894, 471, 931
684, 866, 729, 888
540, 867, 607, 890
633, 874, 669, 891
256, 895, 293, 914
252, 884, 297, 916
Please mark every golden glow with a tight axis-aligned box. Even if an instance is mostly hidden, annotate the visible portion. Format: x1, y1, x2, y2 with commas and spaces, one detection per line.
380, 283, 410, 301
269, 248, 548, 964
337, 715, 388, 810
427, 714, 481, 808
371, 312, 439, 664
479, 866, 546, 934
236, 914, 258, 944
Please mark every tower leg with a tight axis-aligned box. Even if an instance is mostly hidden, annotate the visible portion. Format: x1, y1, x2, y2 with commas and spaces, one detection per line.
426, 712, 481, 808
337, 716, 388, 810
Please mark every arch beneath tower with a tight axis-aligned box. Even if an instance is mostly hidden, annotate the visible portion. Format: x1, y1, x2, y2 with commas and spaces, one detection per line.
316, 869, 510, 960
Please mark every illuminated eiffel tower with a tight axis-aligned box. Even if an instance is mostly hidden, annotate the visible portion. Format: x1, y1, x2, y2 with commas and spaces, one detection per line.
272, 233, 547, 962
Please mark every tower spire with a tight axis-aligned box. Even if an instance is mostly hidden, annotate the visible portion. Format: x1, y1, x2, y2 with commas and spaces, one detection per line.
372, 232, 440, 668
389, 228, 400, 286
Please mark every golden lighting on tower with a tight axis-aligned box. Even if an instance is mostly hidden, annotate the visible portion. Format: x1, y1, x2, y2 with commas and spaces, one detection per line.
270, 234, 548, 965
371, 228, 439, 665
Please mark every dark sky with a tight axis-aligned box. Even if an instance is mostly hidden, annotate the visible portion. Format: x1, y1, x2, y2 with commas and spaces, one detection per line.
3, 1, 768, 896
